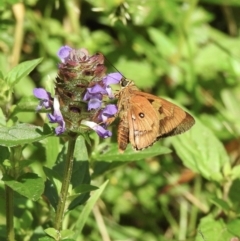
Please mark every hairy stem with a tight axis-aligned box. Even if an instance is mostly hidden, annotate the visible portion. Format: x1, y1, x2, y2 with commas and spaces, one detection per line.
6, 146, 22, 241
54, 135, 77, 233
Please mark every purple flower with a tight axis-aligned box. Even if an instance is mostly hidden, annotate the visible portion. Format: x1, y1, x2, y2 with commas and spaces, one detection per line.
48, 96, 66, 135
99, 104, 118, 122
33, 88, 52, 110
57, 46, 72, 63
83, 84, 107, 110
83, 72, 122, 110
102, 73, 122, 85
88, 98, 102, 110
103, 73, 122, 98
82, 120, 112, 138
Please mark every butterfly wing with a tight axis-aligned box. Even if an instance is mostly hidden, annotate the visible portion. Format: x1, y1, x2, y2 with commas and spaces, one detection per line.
127, 95, 160, 150
135, 91, 195, 138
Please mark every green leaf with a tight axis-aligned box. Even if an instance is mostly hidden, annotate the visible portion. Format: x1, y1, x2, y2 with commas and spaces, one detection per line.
148, 28, 176, 59
92, 143, 171, 162
45, 136, 60, 168
196, 215, 233, 241
3, 173, 44, 201
74, 135, 89, 161
5, 58, 43, 87
44, 228, 59, 240
12, 96, 41, 114
227, 219, 240, 236
73, 180, 109, 238
92, 161, 127, 178
0, 146, 9, 163
0, 123, 53, 147
38, 237, 55, 241
210, 197, 230, 212
73, 184, 98, 194
60, 229, 75, 239
229, 179, 240, 204
172, 118, 229, 181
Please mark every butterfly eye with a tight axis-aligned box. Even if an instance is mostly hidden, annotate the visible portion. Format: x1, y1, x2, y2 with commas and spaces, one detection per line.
139, 112, 145, 118
120, 78, 130, 87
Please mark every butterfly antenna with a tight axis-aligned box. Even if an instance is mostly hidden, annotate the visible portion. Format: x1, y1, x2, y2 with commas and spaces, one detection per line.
96, 52, 126, 80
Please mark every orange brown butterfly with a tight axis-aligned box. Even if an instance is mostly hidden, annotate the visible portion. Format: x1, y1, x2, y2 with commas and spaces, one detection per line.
109, 77, 195, 152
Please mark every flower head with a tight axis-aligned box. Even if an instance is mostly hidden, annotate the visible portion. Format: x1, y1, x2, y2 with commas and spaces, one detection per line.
34, 46, 120, 139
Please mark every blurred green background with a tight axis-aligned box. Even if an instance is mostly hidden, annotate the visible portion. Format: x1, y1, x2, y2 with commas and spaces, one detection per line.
1, 0, 240, 240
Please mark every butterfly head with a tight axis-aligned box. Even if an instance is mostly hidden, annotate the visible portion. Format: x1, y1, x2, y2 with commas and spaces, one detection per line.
119, 77, 133, 89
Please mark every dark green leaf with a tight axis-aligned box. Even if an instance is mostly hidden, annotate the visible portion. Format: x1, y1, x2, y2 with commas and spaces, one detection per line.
92, 161, 127, 178
229, 179, 240, 204
0, 146, 9, 163
5, 58, 43, 87
210, 197, 230, 212
43, 179, 58, 210
0, 123, 53, 147
3, 173, 44, 201
92, 143, 171, 162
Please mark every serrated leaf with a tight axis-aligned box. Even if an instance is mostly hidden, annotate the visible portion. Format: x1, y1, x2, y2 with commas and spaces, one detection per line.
3, 173, 44, 201
92, 143, 171, 162
172, 118, 229, 181
73, 180, 109, 238
5, 58, 43, 87
0, 123, 53, 147
196, 215, 233, 241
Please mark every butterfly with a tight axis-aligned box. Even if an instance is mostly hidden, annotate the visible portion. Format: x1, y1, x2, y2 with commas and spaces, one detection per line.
113, 77, 195, 152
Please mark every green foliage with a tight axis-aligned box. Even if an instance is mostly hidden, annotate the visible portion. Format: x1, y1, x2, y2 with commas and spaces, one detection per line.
1, 0, 240, 241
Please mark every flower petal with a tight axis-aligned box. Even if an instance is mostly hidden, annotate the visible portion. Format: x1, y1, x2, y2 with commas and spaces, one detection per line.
88, 98, 102, 110
87, 84, 107, 94
47, 96, 66, 135
101, 104, 118, 122
103, 72, 122, 85
57, 46, 72, 63
33, 88, 49, 99
33, 88, 52, 110
81, 120, 112, 138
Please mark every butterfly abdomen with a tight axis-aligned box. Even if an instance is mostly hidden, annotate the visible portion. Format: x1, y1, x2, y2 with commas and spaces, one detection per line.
118, 119, 129, 152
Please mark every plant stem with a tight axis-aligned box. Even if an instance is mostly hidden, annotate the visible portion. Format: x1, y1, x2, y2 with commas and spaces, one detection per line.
6, 146, 22, 241
6, 185, 14, 241
54, 135, 77, 233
